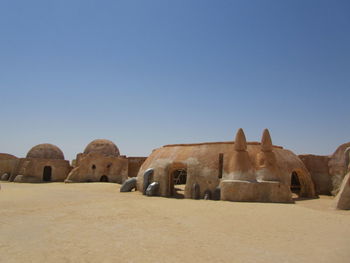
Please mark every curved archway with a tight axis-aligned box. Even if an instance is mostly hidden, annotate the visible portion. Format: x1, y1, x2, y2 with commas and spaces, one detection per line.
290, 169, 316, 198
291, 171, 301, 195
100, 175, 109, 182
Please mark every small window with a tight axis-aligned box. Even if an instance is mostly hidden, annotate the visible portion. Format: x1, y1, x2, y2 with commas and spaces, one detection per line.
92, 164, 96, 170
107, 163, 112, 169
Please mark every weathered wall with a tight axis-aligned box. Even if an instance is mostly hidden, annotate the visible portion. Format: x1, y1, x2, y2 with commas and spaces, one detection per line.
334, 172, 350, 210
328, 142, 350, 194
0, 153, 19, 180
127, 157, 146, 178
299, 154, 332, 195
11, 158, 71, 182
137, 143, 231, 198
66, 153, 128, 183
136, 141, 315, 199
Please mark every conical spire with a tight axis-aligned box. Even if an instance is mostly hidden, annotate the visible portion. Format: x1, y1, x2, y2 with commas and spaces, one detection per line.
234, 128, 247, 151
261, 129, 273, 152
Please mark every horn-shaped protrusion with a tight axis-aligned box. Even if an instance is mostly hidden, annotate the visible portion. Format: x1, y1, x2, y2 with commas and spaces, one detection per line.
256, 129, 279, 182
261, 129, 273, 152
222, 128, 256, 182
234, 128, 247, 151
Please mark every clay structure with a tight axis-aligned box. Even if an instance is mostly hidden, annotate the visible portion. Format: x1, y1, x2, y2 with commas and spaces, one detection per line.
1, 131, 349, 208
6, 144, 71, 183
66, 139, 128, 183
0, 140, 145, 184
334, 172, 350, 210
299, 142, 350, 196
0, 153, 19, 181
65, 139, 146, 183
136, 129, 316, 202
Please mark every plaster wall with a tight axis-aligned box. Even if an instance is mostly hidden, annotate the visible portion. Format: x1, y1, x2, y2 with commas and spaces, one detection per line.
127, 157, 146, 178
328, 142, 350, 194
66, 153, 128, 183
11, 158, 71, 182
299, 154, 331, 195
0, 157, 19, 179
136, 141, 315, 199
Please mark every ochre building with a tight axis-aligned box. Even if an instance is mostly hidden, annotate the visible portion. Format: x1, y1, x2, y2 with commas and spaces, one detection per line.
65, 139, 145, 183
6, 144, 71, 183
136, 129, 316, 203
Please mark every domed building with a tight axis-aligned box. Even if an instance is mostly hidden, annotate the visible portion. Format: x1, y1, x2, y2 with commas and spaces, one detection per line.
0, 153, 19, 181
9, 143, 71, 183
65, 139, 145, 183
83, 139, 120, 157
27, 144, 65, 160
135, 129, 316, 203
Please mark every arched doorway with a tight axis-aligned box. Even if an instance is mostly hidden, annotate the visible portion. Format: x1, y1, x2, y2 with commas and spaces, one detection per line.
100, 175, 109, 182
290, 171, 301, 196
169, 169, 187, 198
43, 166, 52, 182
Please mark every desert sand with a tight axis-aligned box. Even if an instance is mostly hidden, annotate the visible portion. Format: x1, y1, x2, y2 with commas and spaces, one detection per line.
0, 182, 349, 263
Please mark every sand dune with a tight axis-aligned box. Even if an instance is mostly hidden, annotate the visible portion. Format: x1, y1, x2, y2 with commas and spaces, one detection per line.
0, 182, 349, 263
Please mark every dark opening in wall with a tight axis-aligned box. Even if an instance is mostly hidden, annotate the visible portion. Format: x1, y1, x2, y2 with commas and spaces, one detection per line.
173, 169, 187, 185
218, 153, 224, 179
92, 164, 96, 170
43, 166, 52, 182
169, 169, 187, 198
100, 175, 109, 182
291, 171, 301, 195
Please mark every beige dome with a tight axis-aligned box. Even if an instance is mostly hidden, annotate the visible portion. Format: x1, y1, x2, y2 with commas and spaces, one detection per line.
26, 143, 64, 160
84, 139, 120, 157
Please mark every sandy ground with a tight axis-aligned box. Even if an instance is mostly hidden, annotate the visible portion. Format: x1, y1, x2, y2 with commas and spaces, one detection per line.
0, 182, 349, 263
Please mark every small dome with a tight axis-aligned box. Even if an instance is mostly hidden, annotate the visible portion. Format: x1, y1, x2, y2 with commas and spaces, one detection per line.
26, 144, 65, 160
84, 139, 120, 157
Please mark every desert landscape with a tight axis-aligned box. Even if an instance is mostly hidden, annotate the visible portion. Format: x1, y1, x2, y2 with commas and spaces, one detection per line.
0, 182, 349, 263
1, 1, 349, 262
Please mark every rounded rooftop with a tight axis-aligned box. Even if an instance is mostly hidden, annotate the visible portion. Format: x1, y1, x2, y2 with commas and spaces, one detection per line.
26, 143, 65, 160
0, 153, 17, 160
84, 139, 120, 157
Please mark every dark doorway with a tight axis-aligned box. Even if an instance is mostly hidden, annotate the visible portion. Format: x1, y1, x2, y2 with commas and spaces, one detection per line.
170, 169, 187, 198
291, 171, 301, 195
43, 166, 52, 182
100, 175, 109, 182
173, 169, 187, 185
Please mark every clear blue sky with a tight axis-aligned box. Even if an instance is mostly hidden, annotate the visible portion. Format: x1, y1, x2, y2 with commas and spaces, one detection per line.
0, 0, 349, 160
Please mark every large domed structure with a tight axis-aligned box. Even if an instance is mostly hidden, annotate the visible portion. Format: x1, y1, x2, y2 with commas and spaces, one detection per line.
65, 139, 130, 183
7, 143, 71, 183
26, 143, 65, 160
83, 139, 120, 157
